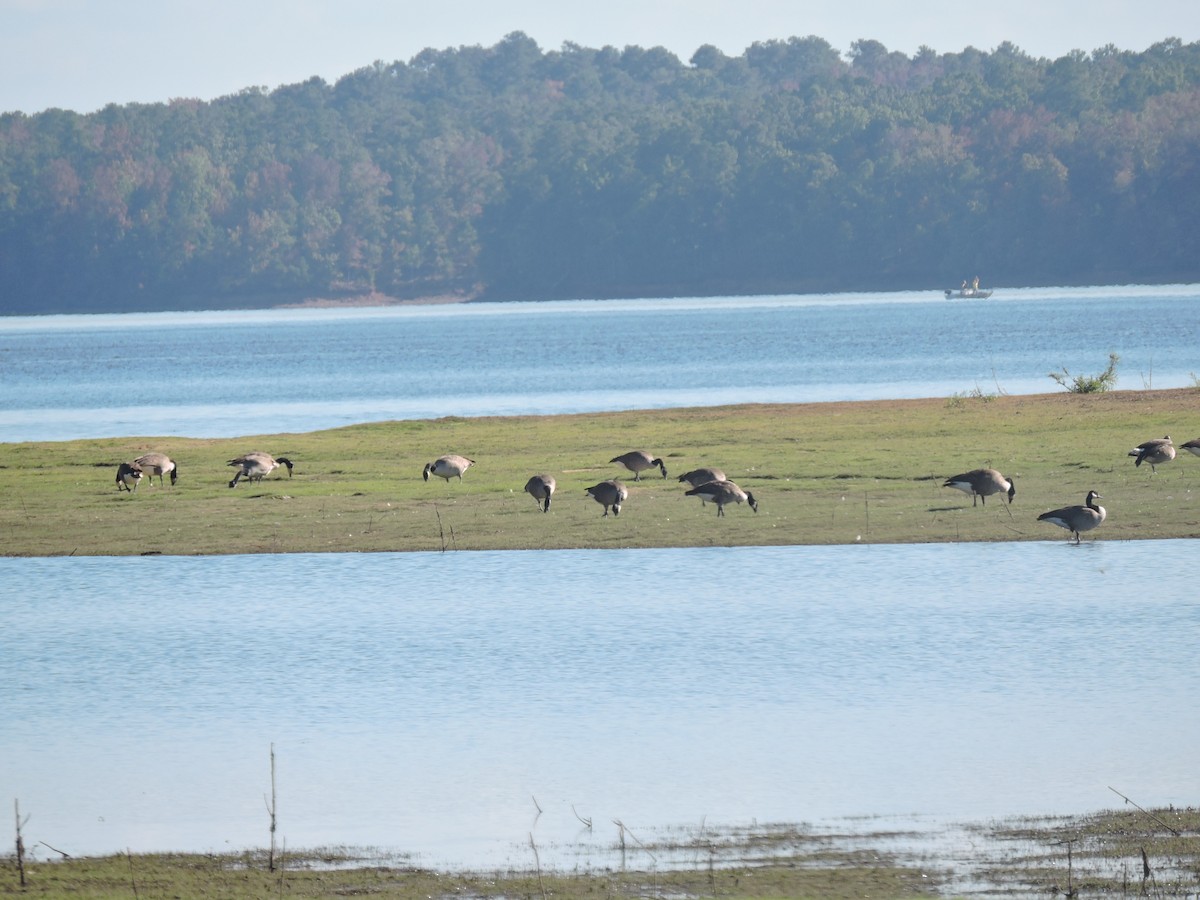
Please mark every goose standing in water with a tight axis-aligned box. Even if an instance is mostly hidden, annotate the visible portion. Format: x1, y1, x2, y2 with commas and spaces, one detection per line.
685, 480, 758, 517
423, 454, 475, 483
585, 479, 628, 516
524, 474, 556, 512
115, 461, 143, 492
1128, 435, 1175, 474
942, 468, 1015, 506
228, 452, 294, 488
133, 452, 178, 486
610, 450, 667, 481
1038, 490, 1106, 543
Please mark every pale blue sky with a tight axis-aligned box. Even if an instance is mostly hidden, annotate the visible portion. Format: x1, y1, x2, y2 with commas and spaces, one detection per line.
3, 0, 1198, 115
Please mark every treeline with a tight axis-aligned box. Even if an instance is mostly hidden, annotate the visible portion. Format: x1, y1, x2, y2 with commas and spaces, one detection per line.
2, 33, 1199, 314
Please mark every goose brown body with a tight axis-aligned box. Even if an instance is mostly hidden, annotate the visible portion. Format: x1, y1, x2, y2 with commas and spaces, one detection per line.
423, 454, 475, 483
942, 468, 1015, 506
1038, 490, 1106, 543
228, 452, 293, 488
524, 474, 556, 512
685, 480, 758, 517
677, 467, 727, 487
585, 479, 628, 516
1129, 435, 1175, 474
610, 450, 667, 480
115, 461, 143, 492
133, 452, 178, 486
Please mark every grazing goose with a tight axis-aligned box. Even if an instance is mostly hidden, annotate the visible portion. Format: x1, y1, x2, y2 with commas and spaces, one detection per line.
228, 452, 294, 488
524, 474, 556, 512
677, 467, 727, 488
610, 450, 667, 480
1128, 435, 1175, 474
585, 479, 628, 516
1038, 490, 1106, 544
115, 461, 143, 492
942, 468, 1015, 506
1182, 438, 1200, 457
423, 454, 475, 483
678, 466, 728, 506
133, 452, 178, 486
685, 480, 758, 517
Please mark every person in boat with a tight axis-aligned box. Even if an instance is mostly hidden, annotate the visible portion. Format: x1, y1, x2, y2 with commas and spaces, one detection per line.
972, 276, 980, 291
961, 280, 968, 290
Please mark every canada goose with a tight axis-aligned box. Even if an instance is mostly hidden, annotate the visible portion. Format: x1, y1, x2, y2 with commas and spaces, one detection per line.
115, 461, 143, 492
1038, 490, 1106, 543
1182, 438, 1200, 457
677, 467, 727, 487
133, 452, 178, 486
524, 474, 556, 512
1129, 435, 1175, 474
685, 480, 758, 517
585, 479, 628, 516
228, 452, 294, 488
678, 466, 728, 506
942, 469, 1015, 506
610, 450, 667, 480
423, 454, 475, 483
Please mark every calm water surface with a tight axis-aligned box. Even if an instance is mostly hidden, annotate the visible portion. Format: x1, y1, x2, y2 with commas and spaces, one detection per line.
1, 284, 1197, 442
3, 541, 1196, 867
4, 285, 1197, 867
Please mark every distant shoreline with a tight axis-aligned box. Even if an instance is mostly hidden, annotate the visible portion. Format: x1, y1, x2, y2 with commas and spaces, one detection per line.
275, 289, 478, 309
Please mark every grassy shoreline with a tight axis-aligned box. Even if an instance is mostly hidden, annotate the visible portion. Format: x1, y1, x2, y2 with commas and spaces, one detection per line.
2, 388, 1198, 556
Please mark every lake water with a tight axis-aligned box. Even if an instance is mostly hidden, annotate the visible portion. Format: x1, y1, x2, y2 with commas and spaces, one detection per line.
2, 542, 1197, 868
2, 284, 1198, 869
1, 283, 1198, 442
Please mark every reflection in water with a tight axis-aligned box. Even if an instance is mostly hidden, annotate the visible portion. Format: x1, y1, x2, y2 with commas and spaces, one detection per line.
2, 541, 1197, 867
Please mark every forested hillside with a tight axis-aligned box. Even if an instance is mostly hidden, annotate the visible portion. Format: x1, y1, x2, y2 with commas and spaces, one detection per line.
2, 33, 1198, 314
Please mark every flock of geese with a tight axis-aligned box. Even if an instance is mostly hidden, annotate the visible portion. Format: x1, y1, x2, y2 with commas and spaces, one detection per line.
417, 450, 759, 518
115, 451, 292, 492
943, 434, 1200, 544
115, 447, 758, 519
115, 434, 1198, 540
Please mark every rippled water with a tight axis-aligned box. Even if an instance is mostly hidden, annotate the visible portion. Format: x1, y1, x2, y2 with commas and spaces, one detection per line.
3, 541, 1196, 867
1, 284, 1197, 442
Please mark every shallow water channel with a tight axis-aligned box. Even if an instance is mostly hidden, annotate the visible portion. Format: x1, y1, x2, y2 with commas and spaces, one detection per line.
3, 540, 1196, 869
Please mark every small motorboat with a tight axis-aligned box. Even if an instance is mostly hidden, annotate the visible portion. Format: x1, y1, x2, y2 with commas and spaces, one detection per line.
945, 286, 993, 299
945, 277, 993, 299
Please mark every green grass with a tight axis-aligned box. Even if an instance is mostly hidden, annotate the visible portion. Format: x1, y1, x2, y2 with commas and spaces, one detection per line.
2, 388, 1198, 557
